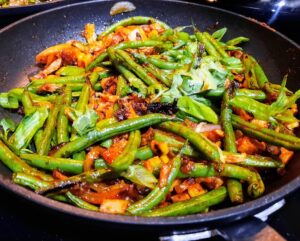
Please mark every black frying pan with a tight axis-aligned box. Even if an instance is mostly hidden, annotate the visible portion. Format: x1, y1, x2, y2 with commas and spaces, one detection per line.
0, 0, 299, 239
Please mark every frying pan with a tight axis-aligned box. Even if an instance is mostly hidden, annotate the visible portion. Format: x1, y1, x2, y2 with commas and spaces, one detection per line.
0, 0, 299, 239
0, 0, 85, 16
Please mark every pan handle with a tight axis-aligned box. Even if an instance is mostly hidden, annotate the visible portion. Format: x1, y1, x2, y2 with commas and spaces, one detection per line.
159, 199, 286, 241
217, 216, 286, 241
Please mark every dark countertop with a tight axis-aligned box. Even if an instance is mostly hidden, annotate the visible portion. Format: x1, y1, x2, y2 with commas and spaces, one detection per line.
0, 1, 299, 240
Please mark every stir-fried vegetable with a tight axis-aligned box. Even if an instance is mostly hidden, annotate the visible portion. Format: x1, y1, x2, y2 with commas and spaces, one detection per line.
0, 16, 298, 217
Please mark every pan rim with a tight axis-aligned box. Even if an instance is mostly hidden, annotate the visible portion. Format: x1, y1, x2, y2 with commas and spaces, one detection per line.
0, 0, 299, 226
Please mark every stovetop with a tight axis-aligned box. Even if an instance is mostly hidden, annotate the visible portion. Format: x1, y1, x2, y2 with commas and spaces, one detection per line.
0, 1, 299, 240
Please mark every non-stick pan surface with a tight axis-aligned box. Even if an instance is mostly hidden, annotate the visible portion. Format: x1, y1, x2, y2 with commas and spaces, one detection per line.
0, 0, 299, 229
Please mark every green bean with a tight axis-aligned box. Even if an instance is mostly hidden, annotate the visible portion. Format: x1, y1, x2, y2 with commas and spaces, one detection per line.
144, 63, 172, 87
203, 88, 266, 101
21, 90, 36, 115
53, 114, 177, 158
96, 117, 117, 130
87, 40, 171, 71
86, 52, 109, 71
21, 153, 83, 174
232, 115, 300, 150
37, 168, 112, 194
107, 48, 148, 96
56, 66, 85, 76
109, 130, 141, 171
222, 152, 283, 168
212, 27, 227, 41
98, 16, 170, 39
127, 148, 183, 215
221, 85, 237, 153
9, 107, 48, 153
227, 179, 244, 204
178, 162, 264, 198
158, 122, 220, 162
226, 37, 249, 46
12, 173, 51, 191
153, 129, 281, 168
222, 164, 264, 198
28, 83, 101, 93
133, 53, 183, 70
37, 96, 63, 155
47, 194, 70, 203
89, 71, 100, 87
116, 75, 131, 97
135, 146, 154, 160
246, 55, 269, 88
230, 95, 271, 121
142, 186, 227, 217
177, 162, 216, 178
115, 49, 163, 87
94, 158, 108, 169
57, 87, 72, 144
72, 151, 86, 161
153, 129, 200, 157
70, 83, 91, 157
242, 54, 259, 89
115, 40, 170, 50
34, 129, 43, 150
29, 75, 86, 86
9, 88, 57, 103
203, 32, 228, 58
75, 83, 90, 113
195, 31, 221, 58
0, 93, 19, 109
0, 140, 53, 181
66, 191, 98, 211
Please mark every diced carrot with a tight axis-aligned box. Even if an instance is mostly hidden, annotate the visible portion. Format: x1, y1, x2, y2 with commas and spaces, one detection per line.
52, 169, 68, 180
234, 108, 253, 121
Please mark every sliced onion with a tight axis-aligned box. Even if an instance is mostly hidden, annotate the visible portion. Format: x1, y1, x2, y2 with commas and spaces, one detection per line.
110, 1, 136, 16
195, 122, 221, 133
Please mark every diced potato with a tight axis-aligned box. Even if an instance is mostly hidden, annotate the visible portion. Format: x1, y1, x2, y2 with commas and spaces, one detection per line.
144, 156, 161, 173
279, 147, 294, 164
100, 199, 129, 214
187, 183, 206, 197
171, 192, 190, 203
